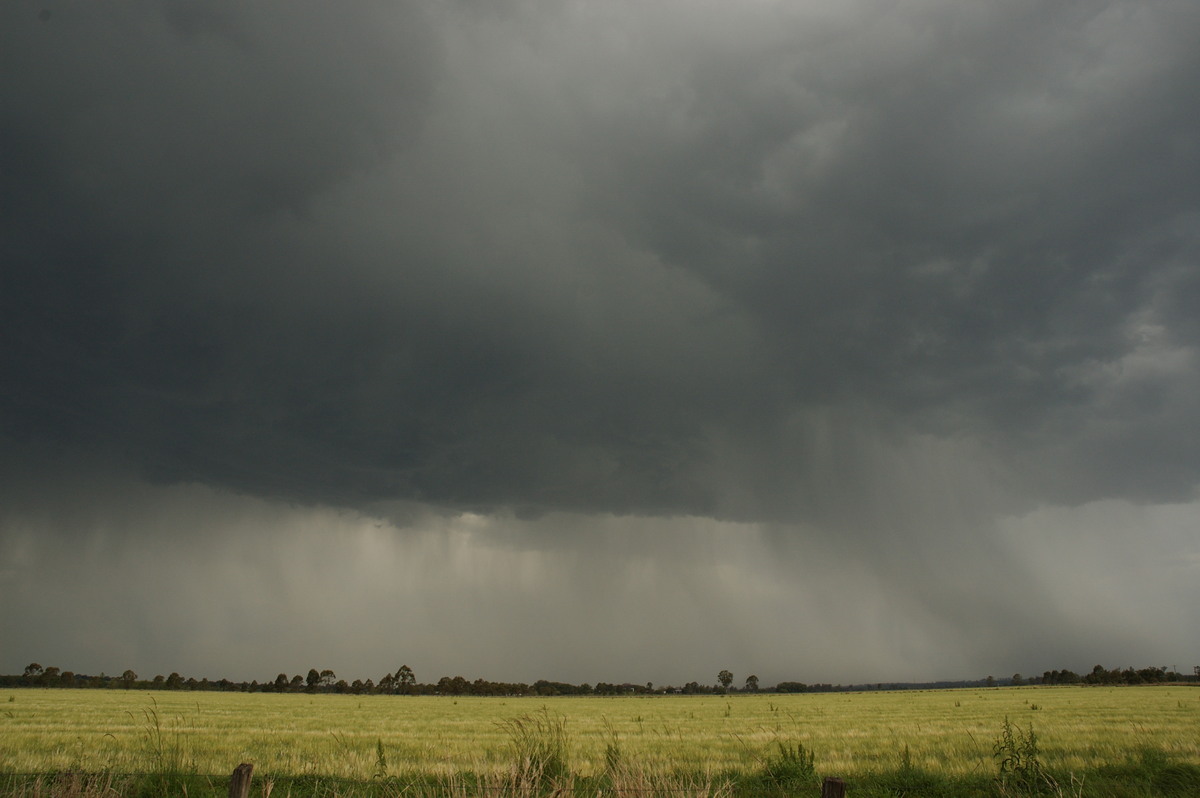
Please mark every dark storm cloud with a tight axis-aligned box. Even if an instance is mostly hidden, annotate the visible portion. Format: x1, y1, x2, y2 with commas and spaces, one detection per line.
3, 0, 1199, 527
567, 2, 1200, 430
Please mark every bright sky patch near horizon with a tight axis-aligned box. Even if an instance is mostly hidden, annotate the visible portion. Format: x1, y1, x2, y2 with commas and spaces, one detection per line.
2, 0, 1198, 687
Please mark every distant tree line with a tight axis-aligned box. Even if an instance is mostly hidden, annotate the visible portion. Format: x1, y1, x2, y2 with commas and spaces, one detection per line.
4, 662, 1197, 695
1041, 664, 1189, 686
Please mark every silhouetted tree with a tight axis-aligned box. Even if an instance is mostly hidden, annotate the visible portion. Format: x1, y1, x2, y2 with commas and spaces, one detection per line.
717, 670, 733, 691
745, 674, 759, 692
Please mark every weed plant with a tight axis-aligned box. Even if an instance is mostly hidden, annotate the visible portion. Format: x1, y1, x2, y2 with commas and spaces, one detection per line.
876, 742, 945, 797
754, 740, 816, 793
496, 708, 570, 793
993, 716, 1055, 796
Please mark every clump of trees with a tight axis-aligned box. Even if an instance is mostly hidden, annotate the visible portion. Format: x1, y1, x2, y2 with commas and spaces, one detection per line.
776, 681, 809, 693
1078, 665, 1183, 685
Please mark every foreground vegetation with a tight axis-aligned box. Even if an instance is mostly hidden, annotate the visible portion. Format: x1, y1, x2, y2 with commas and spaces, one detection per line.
1, 686, 1198, 797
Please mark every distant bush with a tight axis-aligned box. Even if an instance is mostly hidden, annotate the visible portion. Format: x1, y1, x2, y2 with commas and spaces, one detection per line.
774, 681, 808, 693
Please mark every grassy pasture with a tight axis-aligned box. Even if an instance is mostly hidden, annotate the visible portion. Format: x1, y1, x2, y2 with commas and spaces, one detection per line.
1, 686, 1198, 794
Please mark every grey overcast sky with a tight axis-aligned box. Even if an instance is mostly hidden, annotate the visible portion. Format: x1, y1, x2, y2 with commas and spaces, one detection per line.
2, 0, 1199, 687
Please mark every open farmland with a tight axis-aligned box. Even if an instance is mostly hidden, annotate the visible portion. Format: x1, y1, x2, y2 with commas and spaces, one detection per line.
2, 686, 1198, 795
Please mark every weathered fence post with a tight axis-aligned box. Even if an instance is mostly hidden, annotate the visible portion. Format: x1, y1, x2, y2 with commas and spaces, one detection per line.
821, 776, 847, 798
229, 763, 254, 798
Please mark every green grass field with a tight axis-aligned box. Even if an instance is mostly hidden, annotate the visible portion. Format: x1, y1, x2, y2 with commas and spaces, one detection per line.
1, 686, 1198, 796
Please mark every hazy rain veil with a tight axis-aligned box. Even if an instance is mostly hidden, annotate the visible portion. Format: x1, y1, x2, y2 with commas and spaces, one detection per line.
2, 0, 1199, 683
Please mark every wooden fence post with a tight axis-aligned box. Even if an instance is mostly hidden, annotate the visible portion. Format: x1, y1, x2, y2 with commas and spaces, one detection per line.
229, 763, 254, 798
821, 776, 847, 798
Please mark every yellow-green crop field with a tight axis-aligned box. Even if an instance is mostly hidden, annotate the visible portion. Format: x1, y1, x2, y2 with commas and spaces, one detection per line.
1, 686, 1197, 783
